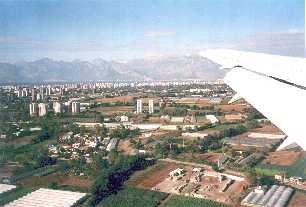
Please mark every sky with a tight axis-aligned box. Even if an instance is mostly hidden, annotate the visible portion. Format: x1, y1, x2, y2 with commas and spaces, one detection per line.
0, 0, 304, 62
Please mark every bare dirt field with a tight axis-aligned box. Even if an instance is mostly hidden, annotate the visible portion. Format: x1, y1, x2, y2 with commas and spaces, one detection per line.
127, 161, 181, 188
118, 139, 136, 155
205, 152, 223, 163
95, 106, 134, 112
95, 96, 134, 103
61, 176, 93, 188
262, 151, 304, 166
288, 191, 306, 207
8, 135, 33, 145
215, 104, 249, 112
18, 173, 93, 188
250, 124, 285, 134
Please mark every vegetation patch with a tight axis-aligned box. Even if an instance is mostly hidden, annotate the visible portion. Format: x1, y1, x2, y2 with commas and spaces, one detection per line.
0, 187, 33, 206
162, 195, 229, 207
97, 186, 168, 207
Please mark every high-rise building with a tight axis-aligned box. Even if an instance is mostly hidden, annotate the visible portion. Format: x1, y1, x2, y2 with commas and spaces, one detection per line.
46, 87, 51, 96
21, 89, 28, 97
148, 99, 154, 114
36, 93, 41, 101
136, 99, 142, 114
29, 103, 38, 117
31, 89, 36, 101
53, 102, 62, 114
38, 103, 47, 117
71, 102, 80, 114
17, 89, 22, 97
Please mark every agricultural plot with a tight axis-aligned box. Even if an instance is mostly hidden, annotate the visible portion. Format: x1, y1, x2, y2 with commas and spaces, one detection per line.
288, 191, 306, 207
126, 161, 180, 188
97, 187, 168, 207
261, 151, 302, 166
162, 195, 228, 207
257, 152, 306, 179
0, 187, 33, 206
17, 172, 92, 191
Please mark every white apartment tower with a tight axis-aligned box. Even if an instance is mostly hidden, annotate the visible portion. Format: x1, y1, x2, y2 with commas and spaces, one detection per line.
29, 103, 38, 117
31, 88, 36, 101
38, 103, 47, 117
71, 102, 81, 114
46, 87, 51, 96
53, 102, 62, 114
136, 99, 142, 114
148, 99, 154, 114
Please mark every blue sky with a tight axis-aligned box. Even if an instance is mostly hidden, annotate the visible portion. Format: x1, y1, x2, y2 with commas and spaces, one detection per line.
0, 0, 304, 62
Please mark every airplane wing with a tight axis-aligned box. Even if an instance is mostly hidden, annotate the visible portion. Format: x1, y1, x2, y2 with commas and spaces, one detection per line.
200, 49, 306, 150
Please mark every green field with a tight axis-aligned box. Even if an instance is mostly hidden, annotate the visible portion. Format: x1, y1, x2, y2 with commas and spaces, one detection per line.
0, 187, 33, 206
162, 195, 228, 207
97, 187, 168, 207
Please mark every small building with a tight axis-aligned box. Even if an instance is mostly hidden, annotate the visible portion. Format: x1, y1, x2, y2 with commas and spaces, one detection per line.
225, 113, 245, 121
170, 117, 185, 123
169, 168, 185, 177
120, 115, 129, 122
106, 138, 118, 151
181, 132, 208, 139
205, 115, 219, 124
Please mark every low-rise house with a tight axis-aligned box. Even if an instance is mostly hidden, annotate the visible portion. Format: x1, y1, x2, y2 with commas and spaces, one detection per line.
120, 115, 129, 122
182, 132, 208, 139
171, 117, 185, 123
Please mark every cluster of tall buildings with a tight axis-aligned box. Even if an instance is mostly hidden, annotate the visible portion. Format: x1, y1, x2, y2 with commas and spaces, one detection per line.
29, 101, 80, 117
29, 103, 47, 117
136, 99, 154, 114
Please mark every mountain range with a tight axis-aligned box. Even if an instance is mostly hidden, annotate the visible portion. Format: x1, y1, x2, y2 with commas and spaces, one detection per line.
0, 55, 226, 83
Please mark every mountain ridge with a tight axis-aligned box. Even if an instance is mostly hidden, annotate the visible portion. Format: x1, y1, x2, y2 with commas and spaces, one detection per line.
0, 55, 225, 83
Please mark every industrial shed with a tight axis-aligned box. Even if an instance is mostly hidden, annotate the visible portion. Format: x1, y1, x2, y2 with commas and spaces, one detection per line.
241, 185, 293, 207
4, 188, 86, 207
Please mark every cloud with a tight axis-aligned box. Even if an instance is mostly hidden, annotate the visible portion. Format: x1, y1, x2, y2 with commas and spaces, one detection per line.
287, 28, 304, 34
0, 37, 42, 45
144, 30, 176, 38
230, 31, 305, 57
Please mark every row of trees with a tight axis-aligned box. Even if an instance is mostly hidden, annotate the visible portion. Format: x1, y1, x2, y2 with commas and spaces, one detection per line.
90, 154, 154, 206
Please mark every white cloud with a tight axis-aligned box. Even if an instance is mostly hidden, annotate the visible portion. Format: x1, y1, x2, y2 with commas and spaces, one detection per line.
144, 30, 176, 38
230, 31, 305, 57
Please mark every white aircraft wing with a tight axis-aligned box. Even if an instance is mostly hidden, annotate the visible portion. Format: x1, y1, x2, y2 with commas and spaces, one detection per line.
200, 49, 306, 150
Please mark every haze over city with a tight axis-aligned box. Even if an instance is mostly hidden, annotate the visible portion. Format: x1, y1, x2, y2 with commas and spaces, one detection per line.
0, 1, 306, 207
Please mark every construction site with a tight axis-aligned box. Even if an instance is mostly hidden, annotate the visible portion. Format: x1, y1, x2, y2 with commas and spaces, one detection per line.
151, 165, 247, 205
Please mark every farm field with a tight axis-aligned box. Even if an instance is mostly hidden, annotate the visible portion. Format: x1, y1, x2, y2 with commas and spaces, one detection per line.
161, 195, 228, 207
288, 191, 306, 207
17, 172, 93, 190
261, 150, 303, 166
257, 151, 306, 179
95, 106, 134, 112
0, 187, 33, 206
214, 104, 249, 112
173, 152, 222, 165
97, 186, 168, 207
250, 124, 285, 134
126, 161, 180, 188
